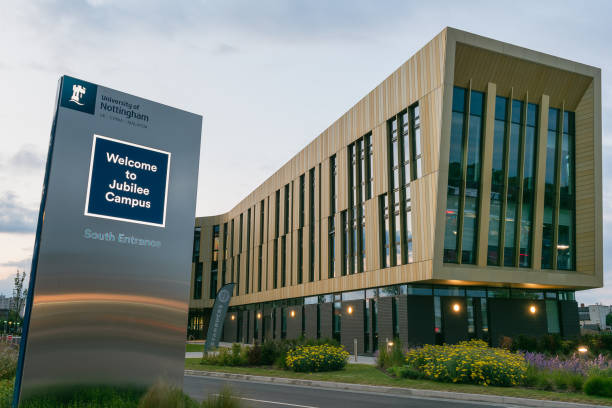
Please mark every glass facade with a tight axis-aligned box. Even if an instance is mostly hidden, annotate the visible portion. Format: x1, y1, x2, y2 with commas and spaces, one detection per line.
446, 86, 575, 271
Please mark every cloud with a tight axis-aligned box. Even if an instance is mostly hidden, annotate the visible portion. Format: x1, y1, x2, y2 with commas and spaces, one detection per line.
0, 258, 30, 269
213, 43, 239, 56
8, 145, 45, 169
0, 192, 37, 233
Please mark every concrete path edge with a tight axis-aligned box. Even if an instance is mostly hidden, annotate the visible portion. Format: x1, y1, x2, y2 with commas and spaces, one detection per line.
184, 369, 611, 408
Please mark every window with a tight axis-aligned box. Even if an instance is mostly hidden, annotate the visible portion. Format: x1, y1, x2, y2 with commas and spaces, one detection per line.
192, 227, 201, 262
210, 225, 219, 299
341, 210, 349, 276
557, 111, 575, 270
222, 222, 228, 285
410, 104, 422, 179
194, 262, 202, 299
519, 103, 538, 267
281, 236, 287, 287
245, 209, 251, 294
328, 217, 335, 278
298, 174, 305, 284
386, 109, 414, 267
542, 108, 558, 269
379, 193, 390, 268
309, 167, 315, 282
443, 87, 484, 265
487, 96, 507, 265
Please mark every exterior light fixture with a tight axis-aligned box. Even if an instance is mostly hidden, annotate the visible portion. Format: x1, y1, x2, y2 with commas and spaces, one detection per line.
578, 346, 588, 354
290, 310, 296, 318
347, 306, 353, 315
529, 305, 537, 314
452, 303, 460, 312
257, 312, 261, 319
388, 341, 394, 347
230, 315, 235, 320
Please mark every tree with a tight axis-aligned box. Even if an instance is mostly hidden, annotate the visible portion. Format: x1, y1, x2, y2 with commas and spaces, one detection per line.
10, 270, 27, 324
606, 312, 612, 329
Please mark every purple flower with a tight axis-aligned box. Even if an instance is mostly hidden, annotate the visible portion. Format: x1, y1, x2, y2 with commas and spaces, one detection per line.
523, 351, 612, 376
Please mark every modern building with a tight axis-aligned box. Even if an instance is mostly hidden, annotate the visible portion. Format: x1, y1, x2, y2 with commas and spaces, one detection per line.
578, 304, 610, 331
188, 27, 602, 353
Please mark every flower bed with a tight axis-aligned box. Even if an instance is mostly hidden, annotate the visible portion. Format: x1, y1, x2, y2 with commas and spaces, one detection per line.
405, 340, 527, 386
285, 345, 349, 372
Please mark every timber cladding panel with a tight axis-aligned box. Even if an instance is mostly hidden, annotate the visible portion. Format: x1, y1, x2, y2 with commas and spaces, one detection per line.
304, 304, 318, 339
341, 300, 365, 355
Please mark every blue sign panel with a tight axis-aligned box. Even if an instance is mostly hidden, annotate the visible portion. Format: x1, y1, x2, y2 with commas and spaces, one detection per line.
59, 76, 98, 115
85, 135, 171, 227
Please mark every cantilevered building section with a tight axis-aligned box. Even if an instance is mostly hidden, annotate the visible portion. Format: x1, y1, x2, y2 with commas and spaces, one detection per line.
188, 27, 602, 352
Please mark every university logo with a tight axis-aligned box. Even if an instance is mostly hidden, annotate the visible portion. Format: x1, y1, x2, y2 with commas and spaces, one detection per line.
60, 76, 97, 115
70, 84, 86, 105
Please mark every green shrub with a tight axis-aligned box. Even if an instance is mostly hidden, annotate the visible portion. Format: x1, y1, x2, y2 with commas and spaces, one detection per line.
584, 376, 612, 397
0, 345, 17, 380
138, 380, 199, 408
260, 341, 279, 365
201, 386, 242, 408
246, 343, 262, 365
406, 339, 527, 387
388, 365, 422, 379
0, 379, 13, 408
376, 339, 404, 369
285, 345, 349, 372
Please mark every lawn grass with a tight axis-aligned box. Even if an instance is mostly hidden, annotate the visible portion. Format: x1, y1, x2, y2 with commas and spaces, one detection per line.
185, 344, 204, 353
185, 359, 612, 406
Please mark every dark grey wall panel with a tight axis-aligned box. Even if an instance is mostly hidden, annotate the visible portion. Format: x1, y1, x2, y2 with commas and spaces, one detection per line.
241, 311, 249, 344
319, 303, 333, 340
377, 297, 394, 346
222, 313, 237, 343
559, 300, 580, 338
405, 295, 435, 346
488, 299, 547, 346
286, 306, 303, 340
263, 308, 274, 341
304, 304, 318, 339
275, 308, 282, 340
441, 297, 468, 344
341, 300, 365, 355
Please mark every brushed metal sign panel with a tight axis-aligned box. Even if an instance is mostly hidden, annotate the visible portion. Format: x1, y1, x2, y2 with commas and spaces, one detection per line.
15, 76, 202, 403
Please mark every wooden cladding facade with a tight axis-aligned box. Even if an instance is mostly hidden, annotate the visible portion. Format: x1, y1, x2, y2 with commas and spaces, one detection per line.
191, 27, 601, 311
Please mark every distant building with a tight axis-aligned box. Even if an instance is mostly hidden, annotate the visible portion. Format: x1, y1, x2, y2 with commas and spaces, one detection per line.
578, 304, 610, 331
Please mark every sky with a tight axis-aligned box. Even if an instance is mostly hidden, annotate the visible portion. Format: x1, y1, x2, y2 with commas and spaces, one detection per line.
0, 0, 610, 304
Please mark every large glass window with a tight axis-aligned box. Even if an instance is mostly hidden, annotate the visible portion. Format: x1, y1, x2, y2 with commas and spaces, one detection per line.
443, 87, 483, 265
443, 87, 466, 263
487, 96, 507, 265
520, 103, 538, 267
504, 100, 522, 266
462, 90, 484, 264
210, 225, 220, 299
541, 108, 575, 271
309, 167, 315, 281
194, 262, 202, 299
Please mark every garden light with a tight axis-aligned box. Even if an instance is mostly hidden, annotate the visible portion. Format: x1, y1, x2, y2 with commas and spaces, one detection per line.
578, 346, 588, 353
388, 341, 394, 347
452, 303, 460, 312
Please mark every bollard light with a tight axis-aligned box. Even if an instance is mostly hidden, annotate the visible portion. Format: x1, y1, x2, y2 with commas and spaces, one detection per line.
578, 346, 588, 354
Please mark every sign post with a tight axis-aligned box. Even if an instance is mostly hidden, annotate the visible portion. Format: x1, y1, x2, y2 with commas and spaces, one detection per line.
14, 76, 202, 405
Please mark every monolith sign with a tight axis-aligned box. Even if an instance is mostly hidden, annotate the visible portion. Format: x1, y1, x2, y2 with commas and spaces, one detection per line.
14, 75, 202, 405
